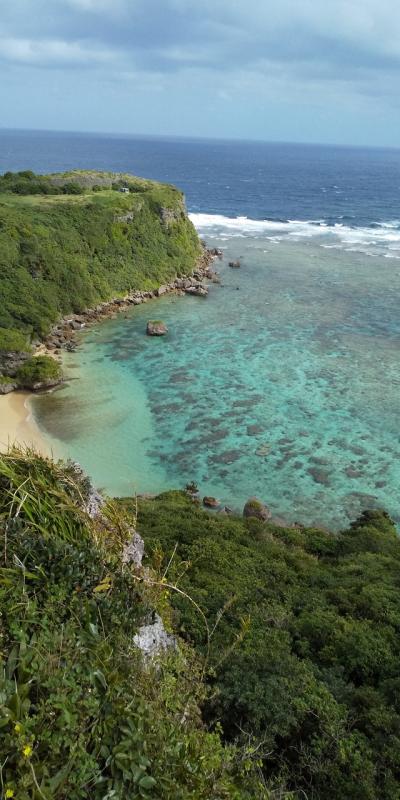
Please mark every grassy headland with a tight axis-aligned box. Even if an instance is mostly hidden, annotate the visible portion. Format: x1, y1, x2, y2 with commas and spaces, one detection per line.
0, 169, 202, 388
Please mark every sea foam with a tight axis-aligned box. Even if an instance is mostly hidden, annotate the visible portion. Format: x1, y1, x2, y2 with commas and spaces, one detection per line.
189, 213, 400, 258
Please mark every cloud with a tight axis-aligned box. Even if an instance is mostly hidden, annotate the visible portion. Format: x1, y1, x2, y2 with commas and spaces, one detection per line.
2, 0, 400, 79
64, 0, 127, 14
0, 36, 114, 67
1, 0, 400, 143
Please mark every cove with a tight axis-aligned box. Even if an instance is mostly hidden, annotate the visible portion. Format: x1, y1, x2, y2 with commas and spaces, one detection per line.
31, 231, 400, 530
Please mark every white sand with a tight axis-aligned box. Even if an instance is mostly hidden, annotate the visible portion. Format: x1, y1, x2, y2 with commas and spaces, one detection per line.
0, 391, 50, 455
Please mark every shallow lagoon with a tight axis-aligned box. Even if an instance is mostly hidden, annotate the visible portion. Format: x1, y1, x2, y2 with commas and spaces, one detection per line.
32, 231, 400, 529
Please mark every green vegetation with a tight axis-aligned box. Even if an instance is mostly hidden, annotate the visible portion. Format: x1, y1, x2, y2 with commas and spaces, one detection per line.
0, 170, 84, 196
16, 355, 62, 388
0, 170, 180, 200
0, 170, 202, 347
2, 450, 400, 798
0, 327, 31, 354
0, 450, 265, 800
120, 490, 400, 800
0, 376, 16, 387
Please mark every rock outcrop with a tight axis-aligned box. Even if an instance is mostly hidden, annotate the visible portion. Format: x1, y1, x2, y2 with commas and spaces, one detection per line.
203, 496, 220, 509
185, 285, 208, 298
160, 206, 184, 226
133, 613, 177, 659
0, 350, 30, 377
122, 531, 145, 569
147, 320, 168, 336
0, 380, 18, 395
243, 497, 272, 522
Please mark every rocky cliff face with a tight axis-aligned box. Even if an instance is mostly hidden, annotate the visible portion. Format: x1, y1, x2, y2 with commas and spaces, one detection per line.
0, 349, 29, 377
159, 205, 185, 226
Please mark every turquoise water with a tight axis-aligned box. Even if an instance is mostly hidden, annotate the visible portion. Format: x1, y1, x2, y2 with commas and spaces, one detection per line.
32, 230, 400, 530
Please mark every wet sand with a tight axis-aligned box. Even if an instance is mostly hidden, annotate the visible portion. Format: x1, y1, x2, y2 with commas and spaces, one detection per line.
0, 391, 50, 455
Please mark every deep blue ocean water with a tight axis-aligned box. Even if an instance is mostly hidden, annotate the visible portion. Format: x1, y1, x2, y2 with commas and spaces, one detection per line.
2, 128, 400, 225
2, 130, 400, 528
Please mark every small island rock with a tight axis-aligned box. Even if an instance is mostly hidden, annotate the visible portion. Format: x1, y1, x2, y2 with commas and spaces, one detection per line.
146, 320, 168, 336
243, 496, 272, 522
203, 496, 220, 509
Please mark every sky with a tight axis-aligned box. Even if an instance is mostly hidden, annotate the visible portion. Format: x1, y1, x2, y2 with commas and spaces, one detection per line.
1, 0, 400, 146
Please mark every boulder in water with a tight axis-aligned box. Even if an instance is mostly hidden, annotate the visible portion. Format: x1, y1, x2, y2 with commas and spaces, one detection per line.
203, 496, 220, 509
243, 497, 271, 522
146, 320, 168, 336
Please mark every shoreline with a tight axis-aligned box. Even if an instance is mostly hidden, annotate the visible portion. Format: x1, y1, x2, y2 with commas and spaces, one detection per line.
0, 251, 221, 458
0, 391, 51, 456
40, 248, 218, 356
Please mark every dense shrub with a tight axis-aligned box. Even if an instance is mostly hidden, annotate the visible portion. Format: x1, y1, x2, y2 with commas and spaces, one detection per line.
129, 492, 400, 799
0, 170, 202, 345
0, 327, 31, 353
16, 355, 62, 388
0, 451, 264, 800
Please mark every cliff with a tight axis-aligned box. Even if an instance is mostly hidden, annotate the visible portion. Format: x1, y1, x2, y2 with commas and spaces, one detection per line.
0, 169, 203, 375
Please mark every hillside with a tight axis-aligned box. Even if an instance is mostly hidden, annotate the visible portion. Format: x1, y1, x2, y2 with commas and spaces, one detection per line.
0, 169, 202, 351
126, 491, 400, 800
1, 449, 400, 799
0, 449, 263, 800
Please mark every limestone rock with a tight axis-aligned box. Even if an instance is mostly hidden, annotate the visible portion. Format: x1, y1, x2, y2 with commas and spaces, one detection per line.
243, 496, 272, 522
84, 487, 105, 519
185, 285, 208, 298
146, 320, 168, 336
0, 350, 29, 377
203, 496, 220, 509
70, 462, 105, 519
160, 206, 182, 226
122, 531, 145, 568
0, 380, 17, 394
133, 614, 177, 659
30, 377, 63, 391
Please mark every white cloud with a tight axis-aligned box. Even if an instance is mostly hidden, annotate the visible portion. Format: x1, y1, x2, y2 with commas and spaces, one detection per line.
0, 37, 115, 67
64, 0, 127, 14
1, 0, 400, 143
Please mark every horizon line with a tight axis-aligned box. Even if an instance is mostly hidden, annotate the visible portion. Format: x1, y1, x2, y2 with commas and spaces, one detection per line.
1, 126, 400, 153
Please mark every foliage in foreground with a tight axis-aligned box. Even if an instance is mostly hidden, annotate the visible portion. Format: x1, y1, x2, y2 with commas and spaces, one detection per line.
0, 450, 264, 800
3, 450, 399, 800
127, 490, 400, 800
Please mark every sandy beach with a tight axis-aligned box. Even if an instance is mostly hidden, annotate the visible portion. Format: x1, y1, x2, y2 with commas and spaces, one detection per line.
0, 391, 50, 455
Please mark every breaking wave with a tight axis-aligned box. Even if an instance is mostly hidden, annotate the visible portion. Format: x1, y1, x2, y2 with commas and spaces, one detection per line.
189, 213, 400, 258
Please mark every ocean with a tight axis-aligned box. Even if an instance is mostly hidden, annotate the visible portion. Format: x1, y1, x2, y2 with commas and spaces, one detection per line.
2, 129, 400, 528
